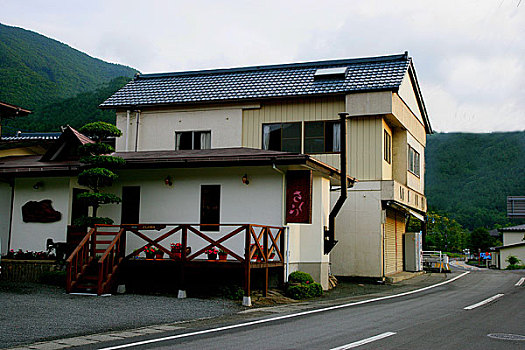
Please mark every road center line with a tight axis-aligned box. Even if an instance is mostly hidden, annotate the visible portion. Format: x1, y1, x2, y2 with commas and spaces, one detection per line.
464, 294, 504, 310
98, 271, 470, 350
515, 277, 525, 286
330, 332, 397, 349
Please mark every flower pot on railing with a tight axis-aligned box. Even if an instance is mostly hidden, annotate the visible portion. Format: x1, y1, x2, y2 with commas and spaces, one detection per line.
269, 252, 276, 260
155, 251, 164, 259
144, 246, 158, 259
205, 248, 218, 261
170, 244, 191, 260
218, 252, 227, 261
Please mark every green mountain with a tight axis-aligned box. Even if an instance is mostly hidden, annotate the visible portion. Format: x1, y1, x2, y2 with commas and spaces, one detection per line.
426, 131, 525, 230
2, 76, 130, 134
0, 23, 136, 109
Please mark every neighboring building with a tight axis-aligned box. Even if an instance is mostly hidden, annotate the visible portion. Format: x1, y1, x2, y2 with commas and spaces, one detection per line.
494, 224, 525, 269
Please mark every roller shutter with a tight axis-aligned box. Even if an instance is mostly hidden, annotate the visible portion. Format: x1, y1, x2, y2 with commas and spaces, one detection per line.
395, 211, 405, 272
384, 209, 396, 275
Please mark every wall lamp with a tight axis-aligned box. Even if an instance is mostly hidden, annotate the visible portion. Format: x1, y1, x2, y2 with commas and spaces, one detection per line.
164, 176, 173, 187
33, 182, 44, 190
242, 174, 249, 185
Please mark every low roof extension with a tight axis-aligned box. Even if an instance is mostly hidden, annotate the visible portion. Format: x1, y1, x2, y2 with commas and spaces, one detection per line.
0, 147, 354, 185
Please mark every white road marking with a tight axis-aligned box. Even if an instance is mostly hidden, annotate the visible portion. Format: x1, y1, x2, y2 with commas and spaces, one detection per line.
464, 294, 504, 310
330, 332, 397, 349
98, 271, 470, 350
515, 277, 525, 286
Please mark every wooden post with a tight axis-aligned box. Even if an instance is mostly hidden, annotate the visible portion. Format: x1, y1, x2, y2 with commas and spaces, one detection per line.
280, 227, 286, 287
244, 225, 251, 298
179, 225, 188, 298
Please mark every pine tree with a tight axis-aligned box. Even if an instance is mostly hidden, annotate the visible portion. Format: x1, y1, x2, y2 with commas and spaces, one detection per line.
74, 122, 124, 227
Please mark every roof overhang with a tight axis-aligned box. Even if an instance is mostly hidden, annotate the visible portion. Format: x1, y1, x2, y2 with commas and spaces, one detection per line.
0, 101, 32, 119
0, 148, 355, 186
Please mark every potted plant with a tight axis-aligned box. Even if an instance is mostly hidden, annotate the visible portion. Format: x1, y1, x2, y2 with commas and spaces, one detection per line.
155, 248, 165, 259
205, 248, 218, 261
171, 243, 182, 260
218, 248, 228, 261
144, 246, 158, 259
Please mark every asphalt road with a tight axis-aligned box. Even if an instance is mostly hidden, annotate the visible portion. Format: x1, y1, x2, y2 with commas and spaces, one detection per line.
77, 269, 525, 350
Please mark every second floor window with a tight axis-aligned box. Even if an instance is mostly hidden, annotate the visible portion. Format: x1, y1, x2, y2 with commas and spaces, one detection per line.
384, 130, 392, 164
408, 146, 420, 177
262, 123, 301, 153
176, 131, 211, 150
304, 121, 341, 153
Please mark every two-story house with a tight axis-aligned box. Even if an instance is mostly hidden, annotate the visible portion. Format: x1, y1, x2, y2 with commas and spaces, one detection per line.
0, 52, 431, 293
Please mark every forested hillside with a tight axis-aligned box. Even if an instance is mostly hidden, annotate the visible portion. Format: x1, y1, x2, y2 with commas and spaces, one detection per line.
0, 23, 136, 109
2, 77, 130, 133
426, 131, 525, 230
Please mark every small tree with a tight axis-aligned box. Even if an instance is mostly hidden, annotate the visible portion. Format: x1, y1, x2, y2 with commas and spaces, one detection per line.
74, 122, 124, 227
506, 255, 521, 266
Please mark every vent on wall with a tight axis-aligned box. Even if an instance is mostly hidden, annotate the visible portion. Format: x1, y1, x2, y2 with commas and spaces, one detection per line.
314, 67, 348, 79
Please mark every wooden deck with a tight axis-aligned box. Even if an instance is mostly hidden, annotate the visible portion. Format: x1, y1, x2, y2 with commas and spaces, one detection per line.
66, 223, 285, 297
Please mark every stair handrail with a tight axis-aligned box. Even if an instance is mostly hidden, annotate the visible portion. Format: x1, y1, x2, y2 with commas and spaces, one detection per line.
66, 227, 96, 293
97, 227, 126, 295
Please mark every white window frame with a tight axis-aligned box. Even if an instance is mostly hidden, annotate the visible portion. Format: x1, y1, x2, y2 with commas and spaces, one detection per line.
408, 145, 420, 177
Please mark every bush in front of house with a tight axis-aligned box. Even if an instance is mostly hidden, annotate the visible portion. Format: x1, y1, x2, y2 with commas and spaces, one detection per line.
285, 271, 323, 300
505, 255, 525, 270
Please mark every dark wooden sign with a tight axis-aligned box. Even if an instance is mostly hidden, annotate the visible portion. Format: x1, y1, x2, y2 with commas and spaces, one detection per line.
286, 170, 312, 224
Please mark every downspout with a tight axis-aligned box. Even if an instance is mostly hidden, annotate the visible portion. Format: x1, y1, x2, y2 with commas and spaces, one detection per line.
272, 163, 290, 281
324, 112, 349, 254
134, 110, 141, 152
125, 109, 130, 151
7, 178, 15, 252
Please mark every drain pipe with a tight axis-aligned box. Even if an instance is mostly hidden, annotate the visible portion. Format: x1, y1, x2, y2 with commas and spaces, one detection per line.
273, 163, 291, 281
134, 110, 141, 152
324, 112, 349, 254
125, 110, 130, 151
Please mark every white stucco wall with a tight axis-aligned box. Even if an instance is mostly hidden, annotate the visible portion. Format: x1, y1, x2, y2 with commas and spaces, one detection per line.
0, 182, 12, 254
499, 245, 525, 269
330, 181, 383, 277
115, 108, 243, 152
10, 177, 71, 252
97, 167, 284, 257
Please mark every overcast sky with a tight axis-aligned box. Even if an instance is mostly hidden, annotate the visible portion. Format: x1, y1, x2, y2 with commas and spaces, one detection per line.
1, 0, 524, 133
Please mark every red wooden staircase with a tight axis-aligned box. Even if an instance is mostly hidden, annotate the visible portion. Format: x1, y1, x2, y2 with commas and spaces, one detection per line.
66, 225, 126, 295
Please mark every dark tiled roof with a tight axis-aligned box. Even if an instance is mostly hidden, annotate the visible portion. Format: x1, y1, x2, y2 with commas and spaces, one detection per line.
1, 132, 61, 141
100, 53, 410, 108
499, 224, 525, 232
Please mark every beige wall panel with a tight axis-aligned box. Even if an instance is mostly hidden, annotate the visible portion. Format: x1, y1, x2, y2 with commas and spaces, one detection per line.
330, 182, 383, 277
499, 245, 525, 269
346, 91, 392, 117
391, 94, 426, 146
503, 232, 525, 246
382, 120, 393, 180
347, 117, 382, 180
398, 71, 424, 124
392, 128, 408, 186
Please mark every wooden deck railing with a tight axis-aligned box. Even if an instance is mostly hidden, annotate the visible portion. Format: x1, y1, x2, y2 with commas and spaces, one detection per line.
67, 223, 285, 296
66, 227, 96, 293
97, 227, 126, 295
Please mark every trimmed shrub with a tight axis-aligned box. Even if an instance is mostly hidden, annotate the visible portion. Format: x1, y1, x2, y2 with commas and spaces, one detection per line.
288, 271, 314, 285
285, 271, 323, 300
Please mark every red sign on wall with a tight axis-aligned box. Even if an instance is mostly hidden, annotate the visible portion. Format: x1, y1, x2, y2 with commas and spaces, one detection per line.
286, 170, 312, 224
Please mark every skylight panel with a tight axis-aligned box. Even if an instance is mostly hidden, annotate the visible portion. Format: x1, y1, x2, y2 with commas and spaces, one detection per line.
314, 67, 348, 79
